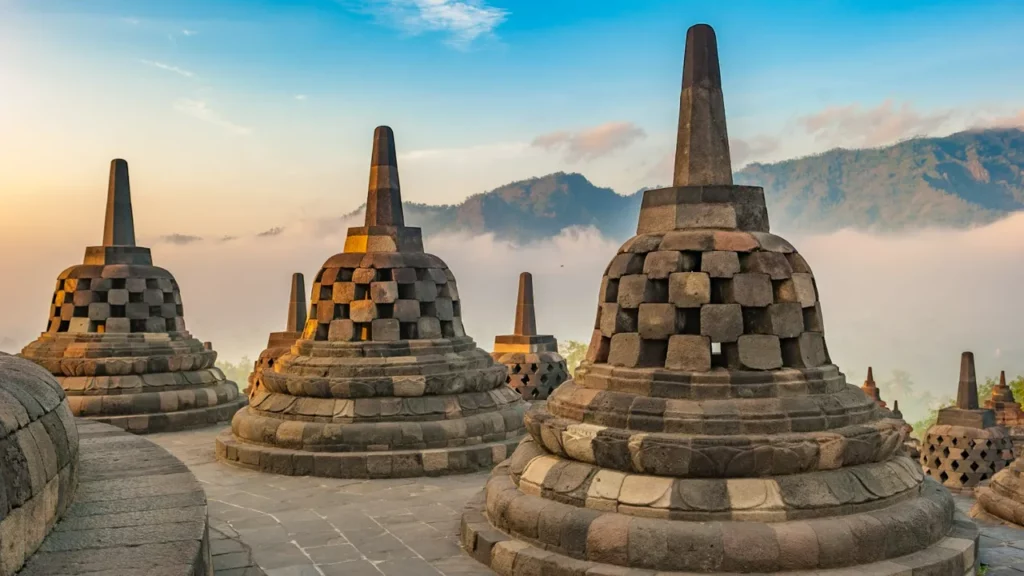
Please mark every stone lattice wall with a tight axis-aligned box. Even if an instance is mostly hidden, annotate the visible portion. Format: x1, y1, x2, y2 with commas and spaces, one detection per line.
46, 265, 185, 334
492, 351, 568, 400
922, 425, 1014, 491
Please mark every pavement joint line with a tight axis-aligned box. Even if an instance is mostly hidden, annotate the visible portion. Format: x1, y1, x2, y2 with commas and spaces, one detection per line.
367, 512, 445, 575
314, 509, 387, 575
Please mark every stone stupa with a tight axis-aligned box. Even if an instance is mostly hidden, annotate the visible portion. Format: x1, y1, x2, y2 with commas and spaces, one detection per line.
20, 159, 245, 434
246, 272, 307, 399
491, 272, 569, 402
217, 127, 526, 478
461, 23, 978, 576
985, 370, 1024, 456
892, 399, 922, 459
921, 352, 1013, 492
860, 366, 886, 407
972, 373, 1024, 524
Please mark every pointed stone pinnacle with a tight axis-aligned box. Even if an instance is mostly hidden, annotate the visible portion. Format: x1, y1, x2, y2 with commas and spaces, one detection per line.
103, 159, 137, 247
287, 273, 307, 333
893, 400, 900, 411
674, 23, 733, 187
365, 126, 405, 227
957, 351, 979, 410
866, 367, 875, 385
1000, 370, 1008, 388
513, 272, 537, 337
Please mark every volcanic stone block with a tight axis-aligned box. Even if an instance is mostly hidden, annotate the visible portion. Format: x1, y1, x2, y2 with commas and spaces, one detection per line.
126, 278, 146, 292
394, 299, 421, 322
803, 303, 825, 332
607, 333, 666, 368
643, 251, 685, 279
722, 273, 772, 307
415, 280, 438, 302
106, 318, 131, 333
143, 289, 163, 305
744, 303, 803, 338
638, 303, 679, 340
782, 332, 828, 368
435, 297, 455, 321
668, 272, 710, 307
598, 277, 619, 303
329, 319, 357, 342
333, 282, 357, 303
126, 302, 149, 319
743, 252, 792, 279
418, 316, 443, 339
666, 335, 711, 370
353, 268, 376, 284
372, 319, 400, 341
791, 273, 817, 307
393, 268, 417, 284
350, 301, 377, 323
700, 251, 740, 278
731, 334, 783, 370
599, 304, 637, 337
700, 304, 742, 342
88, 303, 110, 321
607, 253, 644, 279
370, 281, 398, 303
618, 275, 664, 309
73, 290, 96, 306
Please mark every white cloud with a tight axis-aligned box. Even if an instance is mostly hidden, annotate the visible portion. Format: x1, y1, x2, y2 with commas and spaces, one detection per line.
172, 99, 252, 135
798, 99, 955, 149
294, 94, 308, 101
532, 122, 647, 163
121, 17, 140, 25
139, 59, 195, 78
355, 0, 508, 47
182, 29, 199, 36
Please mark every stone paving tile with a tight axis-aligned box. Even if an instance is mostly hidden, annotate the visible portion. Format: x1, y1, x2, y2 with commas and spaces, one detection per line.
211, 523, 266, 575
149, 424, 495, 576
954, 494, 1024, 574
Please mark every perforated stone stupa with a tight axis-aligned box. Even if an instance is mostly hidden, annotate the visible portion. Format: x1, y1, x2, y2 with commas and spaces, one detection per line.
460, 23, 978, 576
216, 127, 526, 478
246, 272, 307, 399
20, 159, 245, 434
492, 272, 569, 401
921, 352, 1013, 493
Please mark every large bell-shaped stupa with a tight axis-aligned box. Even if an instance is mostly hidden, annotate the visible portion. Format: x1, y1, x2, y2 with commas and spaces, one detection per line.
216, 127, 526, 478
20, 160, 245, 433
459, 23, 978, 576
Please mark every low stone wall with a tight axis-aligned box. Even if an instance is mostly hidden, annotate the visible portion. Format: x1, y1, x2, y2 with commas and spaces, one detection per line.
19, 420, 212, 575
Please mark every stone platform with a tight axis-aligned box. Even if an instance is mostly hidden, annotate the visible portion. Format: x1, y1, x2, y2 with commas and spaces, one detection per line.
19, 419, 215, 575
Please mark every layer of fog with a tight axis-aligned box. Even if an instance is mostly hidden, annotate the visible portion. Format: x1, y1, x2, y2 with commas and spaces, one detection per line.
4, 212, 1023, 424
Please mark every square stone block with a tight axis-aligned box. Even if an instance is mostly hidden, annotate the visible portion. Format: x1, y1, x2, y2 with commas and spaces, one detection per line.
782, 332, 828, 368
666, 335, 711, 371
350, 301, 377, 323
668, 272, 711, 307
638, 303, 679, 340
586, 330, 610, 363
106, 317, 131, 333
607, 333, 666, 368
353, 268, 376, 284
154, 278, 174, 292
72, 291, 96, 306
68, 318, 90, 333
126, 302, 149, 320
316, 302, 336, 324
599, 303, 637, 337
143, 289, 164, 306
607, 253, 644, 279
803, 304, 825, 332
107, 289, 129, 306
333, 282, 357, 303
414, 281, 438, 302
598, 277, 619, 303
791, 274, 817, 307
787, 252, 813, 273
744, 303, 803, 338
643, 251, 684, 279
418, 317, 443, 339
88, 303, 110, 321
723, 274, 773, 307
730, 335, 782, 370
701, 251, 741, 278
443, 281, 460, 300
372, 319, 400, 341
126, 278, 147, 292
700, 304, 742, 343
170, 317, 187, 332
743, 252, 793, 279
392, 268, 417, 284
370, 281, 399, 304
329, 319, 357, 341
434, 298, 454, 321
618, 274, 664, 308
145, 317, 166, 332
426, 268, 448, 285
678, 204, 737, 229
394, 299, 421, 322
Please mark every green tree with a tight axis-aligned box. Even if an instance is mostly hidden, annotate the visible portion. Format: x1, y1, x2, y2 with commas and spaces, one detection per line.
216, 356, 253, 392
558, 340, 587, 377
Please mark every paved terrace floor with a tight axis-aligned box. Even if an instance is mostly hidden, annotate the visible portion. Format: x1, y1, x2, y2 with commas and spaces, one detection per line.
149, 424, 1024, 576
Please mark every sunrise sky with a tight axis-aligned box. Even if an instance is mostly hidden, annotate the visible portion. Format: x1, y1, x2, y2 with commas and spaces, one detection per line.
2, 0, 1024, 419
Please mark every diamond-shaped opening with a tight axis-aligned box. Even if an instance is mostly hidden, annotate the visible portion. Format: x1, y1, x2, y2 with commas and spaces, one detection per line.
960, 450, 969, 460
951, 437, 958, 447
951, 460, 959, 471
540, 374, 549, 384
968, 439, 976, 449
522, 374, 531, 384
959, 473, 969, 484
980, 450, 988, 459
512, 364, 522, 374
933, 458, 942, 468
936, 436, 945, 443
970, 461, 980, 472
986, 440, 994, 449
940, 471, 949, 482
981, 473, 990, 481
530, 363, 538, 373
942, 447, 950, 457
505, 375, 511, 384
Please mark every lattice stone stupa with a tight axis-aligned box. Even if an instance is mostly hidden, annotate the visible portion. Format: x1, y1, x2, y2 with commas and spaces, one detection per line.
245, 273, 307, 399
921, 352, 1013, 492
20, 159, 245, 434
460, 23, 978, 576
216, 127, 526, 478
492, 272, 569, 402
973, 373, 1024, 524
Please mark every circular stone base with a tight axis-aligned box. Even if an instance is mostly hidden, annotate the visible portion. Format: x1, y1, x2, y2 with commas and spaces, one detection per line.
216, 429, 521, 478
460, 488, 979, 576
82, 396, 247, 434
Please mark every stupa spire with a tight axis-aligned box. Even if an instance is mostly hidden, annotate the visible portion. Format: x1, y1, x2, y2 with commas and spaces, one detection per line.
866, 366, 874, 384
287, 273, 307, 333
513, 272, 537, 336
365, 126, 404, 227
1000, 370, 1008, 389
957, 351, 980, 409
103, 159, 136, 246
674, 23, 732, 187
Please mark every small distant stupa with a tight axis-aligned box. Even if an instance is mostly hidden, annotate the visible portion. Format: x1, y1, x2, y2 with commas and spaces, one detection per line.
860, 366, 886, 408
20, 159, 245, 433
973, 371, 1024, 525
985, 371, 1024, 453
246, 273, 307, 398
491, 272, 569, 401
921, 352, 1013, 492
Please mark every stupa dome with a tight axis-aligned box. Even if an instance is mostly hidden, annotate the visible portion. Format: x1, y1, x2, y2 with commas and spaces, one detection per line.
0, 352, 79, 574
217, 127, 526, 478
461, 23, 978, 576
20, 159, 245, 433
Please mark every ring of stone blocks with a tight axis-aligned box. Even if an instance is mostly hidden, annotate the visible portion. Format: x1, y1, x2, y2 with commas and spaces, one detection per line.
232, 404, 526, 452
91, 396, 248, 434
286, 335, 485, 359
305, 251, 465, 343
921, 425, 1014, 490
573, 361, 848, 399
260, 354, 509, 398
474, 458, 963, 573
48, 265, 187, 334
973, 461, 1024, 525
521, 408, 907, 477
22, 344, 216, 377
587, 229, 831, 372
0, 354, 80, 575
22, 332, 212, 357
216, 428, 519, 478
544, 380, 881, 435
247, 384, 522, 423
58, 367, 227, 395
65, 381, 241, 417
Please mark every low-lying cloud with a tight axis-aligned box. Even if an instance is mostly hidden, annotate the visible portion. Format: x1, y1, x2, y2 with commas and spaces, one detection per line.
4, 212, 1023, 426
532, 122, 647, 163
798, 99, 955, 149
159, 233, 203, 245
256, 226, 285, 238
